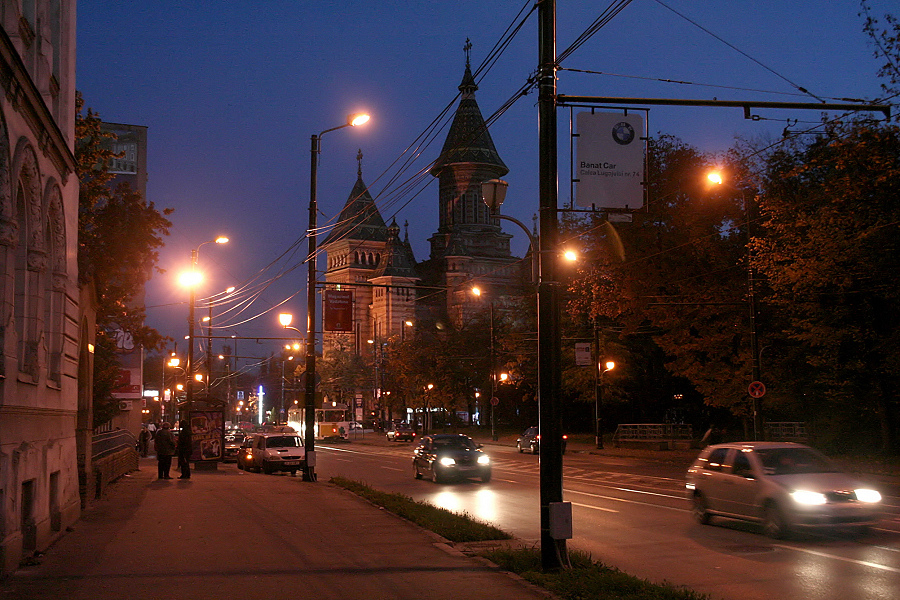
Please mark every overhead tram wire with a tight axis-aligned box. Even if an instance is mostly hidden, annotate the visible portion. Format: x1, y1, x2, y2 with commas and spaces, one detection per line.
651, 0, 826, 103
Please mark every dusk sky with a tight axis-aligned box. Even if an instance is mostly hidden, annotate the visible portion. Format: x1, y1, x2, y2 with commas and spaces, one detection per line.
75, 1, 893, 356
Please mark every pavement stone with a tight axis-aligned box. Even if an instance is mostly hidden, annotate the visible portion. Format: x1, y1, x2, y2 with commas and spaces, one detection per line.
1, 456, 555, 600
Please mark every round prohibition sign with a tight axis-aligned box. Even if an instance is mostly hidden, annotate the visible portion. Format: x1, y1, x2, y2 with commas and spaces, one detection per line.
748, 381, 766, 398
490, 396, 500, 406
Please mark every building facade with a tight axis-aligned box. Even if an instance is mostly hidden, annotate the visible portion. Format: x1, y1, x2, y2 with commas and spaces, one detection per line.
0, 1, 83, 576
321, 58, 527, 419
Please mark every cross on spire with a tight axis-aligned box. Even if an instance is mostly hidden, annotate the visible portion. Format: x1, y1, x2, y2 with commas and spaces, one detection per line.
357, 149, 363, 177
464, 38, 472, 67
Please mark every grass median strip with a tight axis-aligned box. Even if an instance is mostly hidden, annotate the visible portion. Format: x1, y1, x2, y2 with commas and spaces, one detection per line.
330, 477, 709, 600
330, 476, 510, 542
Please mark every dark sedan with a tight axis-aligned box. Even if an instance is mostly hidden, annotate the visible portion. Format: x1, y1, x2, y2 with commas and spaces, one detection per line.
413, 434, 491, 483
516, 426, 567, 455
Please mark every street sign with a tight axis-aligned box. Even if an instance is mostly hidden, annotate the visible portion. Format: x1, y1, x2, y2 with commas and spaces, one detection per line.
748, 381, 766, 398
490, 396, 500, 406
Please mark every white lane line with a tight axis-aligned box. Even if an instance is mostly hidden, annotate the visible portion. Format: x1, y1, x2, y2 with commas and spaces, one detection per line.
572, 501, 618, 513
775, 545, 900, 573
566, 488, 687, 512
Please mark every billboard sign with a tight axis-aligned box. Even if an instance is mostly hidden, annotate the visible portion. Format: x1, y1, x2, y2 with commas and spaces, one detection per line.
323, 289, 354, 332
575, 111, 645, 210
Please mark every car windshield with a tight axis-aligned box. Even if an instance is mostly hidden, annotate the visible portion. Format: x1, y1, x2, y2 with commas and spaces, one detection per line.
755, 447, 838, 475
433, 437, 476, 451
267, 436, 302, 448
395, 425, 412, 431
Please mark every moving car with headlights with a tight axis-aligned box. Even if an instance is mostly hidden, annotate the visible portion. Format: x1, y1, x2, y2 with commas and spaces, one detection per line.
243, 432, 306, 475
686, 442, 882, 538
516, 426, 567, 455
413, 434, 491, 483
223, 430, 247, 462
236, 435, 254, 470
386, 423, 416, 442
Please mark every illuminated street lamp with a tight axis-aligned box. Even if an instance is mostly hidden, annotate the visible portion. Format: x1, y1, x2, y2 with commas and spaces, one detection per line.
304, 112, 370, 482
707, 171, 763, 439
180, 236, 228, 435
595, 360, 615, 449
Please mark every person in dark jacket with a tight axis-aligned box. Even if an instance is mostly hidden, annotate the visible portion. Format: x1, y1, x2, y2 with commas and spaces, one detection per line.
177, 421, 192, 479
154, 422, 176, 480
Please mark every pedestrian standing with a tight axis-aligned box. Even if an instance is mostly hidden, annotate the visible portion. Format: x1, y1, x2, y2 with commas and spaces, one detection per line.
138, 426, 151, 457
177, 421, 192, 479
154, 422, 176, 480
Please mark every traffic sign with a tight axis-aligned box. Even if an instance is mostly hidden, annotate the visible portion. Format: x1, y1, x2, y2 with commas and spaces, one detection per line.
490, 396, 500, 406
748, 381, 766, 398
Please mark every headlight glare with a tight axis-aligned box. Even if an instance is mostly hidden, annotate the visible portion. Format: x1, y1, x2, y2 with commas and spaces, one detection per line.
477, 455, 490, 465
791, 490, 827, 505
439, 456, 456, 467
855, 488, 882, 503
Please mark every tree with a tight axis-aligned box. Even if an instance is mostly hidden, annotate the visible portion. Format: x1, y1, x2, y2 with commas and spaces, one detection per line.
755, 120, 900, 452
862, 0, 900, 115
566, 136, 752, 424
76, 93, 173, 425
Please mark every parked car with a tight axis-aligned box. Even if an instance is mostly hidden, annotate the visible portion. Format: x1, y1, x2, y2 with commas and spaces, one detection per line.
223, 430, 247, 462
242, 432, 306, 475
516, 426, 567, 454
386, 423, 416, 442
413, 434, 491, 483
686, 442, 882, 539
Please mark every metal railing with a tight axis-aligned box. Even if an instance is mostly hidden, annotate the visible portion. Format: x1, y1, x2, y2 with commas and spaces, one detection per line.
765, 422, 807, 441
92, 429, 137, 460
613, 423, 694, 443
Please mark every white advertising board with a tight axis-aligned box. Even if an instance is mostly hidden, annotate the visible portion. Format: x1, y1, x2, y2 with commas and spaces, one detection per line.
575, 112, 645, 210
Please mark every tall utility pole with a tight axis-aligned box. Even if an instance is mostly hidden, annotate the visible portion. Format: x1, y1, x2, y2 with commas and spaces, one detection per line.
537, 0, 566, 571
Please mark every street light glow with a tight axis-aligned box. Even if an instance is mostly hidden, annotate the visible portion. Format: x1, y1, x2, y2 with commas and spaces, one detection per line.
178, 270, 203, 287
214, 236, 229, 244
349, 113, 370, 127
604, 361, 616, 372
707, 172, 723, 185
279, 313, 293, 328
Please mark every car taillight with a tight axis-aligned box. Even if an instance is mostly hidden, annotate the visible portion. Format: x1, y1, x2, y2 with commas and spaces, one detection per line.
562, 435, 568, 440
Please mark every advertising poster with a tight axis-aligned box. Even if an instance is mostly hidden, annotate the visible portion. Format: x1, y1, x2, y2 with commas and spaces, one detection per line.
189, 410, 225, 461
575, 111, 645, 210
323, 289, 354, 332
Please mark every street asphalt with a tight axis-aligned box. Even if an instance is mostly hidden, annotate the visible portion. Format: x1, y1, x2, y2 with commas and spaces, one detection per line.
1, 454, 554, 600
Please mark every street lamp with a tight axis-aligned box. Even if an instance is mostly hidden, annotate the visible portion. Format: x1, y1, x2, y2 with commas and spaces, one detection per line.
708, 171, 763, 439
594, 360, 615, 449
180, 237, 229, 412
481, 179, 538, 285
305, 112, 370, 482
472, 287, 499, 441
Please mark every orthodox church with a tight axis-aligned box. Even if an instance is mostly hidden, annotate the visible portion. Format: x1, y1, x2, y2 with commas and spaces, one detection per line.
320, 56, 528, 368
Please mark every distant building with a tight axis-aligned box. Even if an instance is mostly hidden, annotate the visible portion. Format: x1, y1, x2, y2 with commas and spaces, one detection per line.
321, 56, 528, 420
0, 1, 83, 576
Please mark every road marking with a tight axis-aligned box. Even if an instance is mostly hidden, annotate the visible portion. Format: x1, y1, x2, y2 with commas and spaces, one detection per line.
571, 501, 618, 513
775, 545, 900, 573
566, 488, 686, 512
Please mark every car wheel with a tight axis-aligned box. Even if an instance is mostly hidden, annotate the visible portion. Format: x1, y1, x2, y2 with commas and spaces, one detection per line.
413, 463, 422, 480
692, 493, 711, 525
531, 444, 539, 455
263, 462, 274, 475
517, 442, 523, 453
481, 471, 492, 483
763, 502, 789, 539
431, 466, 443, 484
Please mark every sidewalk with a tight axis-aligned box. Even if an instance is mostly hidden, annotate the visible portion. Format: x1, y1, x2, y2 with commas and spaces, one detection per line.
1, 457, 553, 600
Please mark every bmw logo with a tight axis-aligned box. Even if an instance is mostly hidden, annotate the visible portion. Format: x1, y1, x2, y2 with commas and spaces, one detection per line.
612, 122, 635, 145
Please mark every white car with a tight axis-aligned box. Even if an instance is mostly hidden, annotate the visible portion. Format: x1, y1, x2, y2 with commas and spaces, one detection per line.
686, 441, 882, 538
245, 433, 306, 475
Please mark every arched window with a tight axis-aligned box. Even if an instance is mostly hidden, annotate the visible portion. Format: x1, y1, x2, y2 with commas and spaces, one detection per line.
44, 185, 66, 385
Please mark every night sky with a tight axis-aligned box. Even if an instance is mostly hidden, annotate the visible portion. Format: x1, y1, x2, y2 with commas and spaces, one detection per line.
75, 0, 892, 352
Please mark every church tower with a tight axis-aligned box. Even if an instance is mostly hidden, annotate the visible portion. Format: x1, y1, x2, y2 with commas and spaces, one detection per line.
423, 46, 522, 324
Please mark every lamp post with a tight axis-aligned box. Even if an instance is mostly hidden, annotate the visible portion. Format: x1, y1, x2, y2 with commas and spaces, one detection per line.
180, 237, 229, 416
594, 359, 615, 449
304, 112, 370, 482
708, 172, 763, 439
471, 287, 498, 441
482, 178, 538, 285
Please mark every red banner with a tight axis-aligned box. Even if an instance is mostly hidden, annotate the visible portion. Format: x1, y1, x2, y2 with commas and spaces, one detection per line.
323, 290, 354, 332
